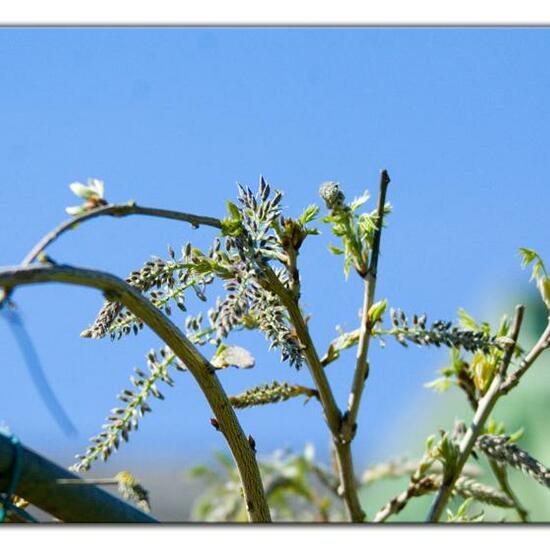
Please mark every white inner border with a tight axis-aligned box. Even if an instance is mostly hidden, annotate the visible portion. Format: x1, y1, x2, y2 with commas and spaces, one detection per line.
1, 1, 550, 25
1, 3, 549, 544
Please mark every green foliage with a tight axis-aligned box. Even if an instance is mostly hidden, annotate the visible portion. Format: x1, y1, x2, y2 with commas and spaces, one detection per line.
368, 299, 388, 326
519, 247, 550, 309
319, 182, 392, 278
188, 446, 344, 522
446, 498, 485, 523
424, 309, 522, 403
298, 204, 321, 226
320, 326, 361, 366
519, 247, 548, 282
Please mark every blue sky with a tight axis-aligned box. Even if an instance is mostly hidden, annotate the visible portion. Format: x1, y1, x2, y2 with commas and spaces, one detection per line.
1, 28, 549, 475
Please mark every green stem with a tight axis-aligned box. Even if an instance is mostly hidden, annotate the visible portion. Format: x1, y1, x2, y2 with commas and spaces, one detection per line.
425, 305, 524, 523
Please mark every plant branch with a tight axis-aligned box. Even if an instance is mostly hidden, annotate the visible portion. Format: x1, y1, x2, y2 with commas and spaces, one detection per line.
487, 459, 529, 522
461, 376, 529, 522
0, 263, 270, 523
257, 263, 365, 522
0, 202, 221, 306
374, 473, 513, 523
258, 266, 341, 435
499, 316, 550, 395
23, 202, 222, 265
251, 171, 394, 523
344, 169, 390, 438
425, 304, 525, 523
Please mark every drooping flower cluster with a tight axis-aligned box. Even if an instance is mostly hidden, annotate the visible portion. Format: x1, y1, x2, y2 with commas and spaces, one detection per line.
71, 348, 183, 472
387, 309, 501, 354
81, 245, 215, 340
476, 435, 550, 489
228, 381, 318, 409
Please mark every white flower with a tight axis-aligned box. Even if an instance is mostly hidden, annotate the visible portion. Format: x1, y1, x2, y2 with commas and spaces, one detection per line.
66, 178, 107, 216
69, 178, 105, 200
65, 205, 86, 216
87, 178, 105, 198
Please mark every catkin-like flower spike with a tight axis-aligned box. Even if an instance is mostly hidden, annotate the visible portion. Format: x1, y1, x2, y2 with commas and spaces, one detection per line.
476, 435, 550, 489
381, 310, 502, 354
361, 458, 481, 486
81, 243, 217, 340
71, 349, 180, 472
180, 181, 298, 368
228, 381, 319, 409
373, 472, 511, 523
453, 476, 513, 508
115, 471, 151, 513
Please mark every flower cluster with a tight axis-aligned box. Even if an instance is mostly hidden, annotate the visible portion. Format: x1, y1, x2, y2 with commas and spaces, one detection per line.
71, 348, 183, 472
81, 244, 215, 340
476, 435, 550, 489
386, 309, 501, 354
188, 180, 305, 367
228, 381, 318, 409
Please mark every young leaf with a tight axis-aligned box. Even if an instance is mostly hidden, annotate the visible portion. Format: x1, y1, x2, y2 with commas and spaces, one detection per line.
226, 200, 242, 221
328, 244, 344, 256
457, 308, 478, 331
368, 299, 388, 325
298, 204, 320, 225
350, 190, 370, 212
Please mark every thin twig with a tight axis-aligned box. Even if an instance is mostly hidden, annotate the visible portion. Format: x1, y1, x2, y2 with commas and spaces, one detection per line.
22, 203, 221, 266
0, 263, 270, 523
361, 458, 481, 486
326, 171, 390, 520
425, 305, 525, 523
374, 473, 514, 523
258, 266, 341, 435
343, 169, 390, 440
259, 171, 390, 522
257, 263, 365, 522
499, 317, 550, 395
461, 376, 530, 522
374, 475, 438, 523
0, 202, 221, 306
487, 459, 529, 522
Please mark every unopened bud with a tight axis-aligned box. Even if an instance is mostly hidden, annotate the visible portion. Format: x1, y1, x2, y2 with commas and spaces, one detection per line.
319, 182, 346, 211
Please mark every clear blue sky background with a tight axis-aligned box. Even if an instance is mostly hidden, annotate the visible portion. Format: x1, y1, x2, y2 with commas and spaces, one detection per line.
1, 28, 549, 477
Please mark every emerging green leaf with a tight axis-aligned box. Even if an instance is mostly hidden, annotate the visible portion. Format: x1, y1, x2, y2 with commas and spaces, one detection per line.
368, 299, 388, 325
298, 204, 320, 225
